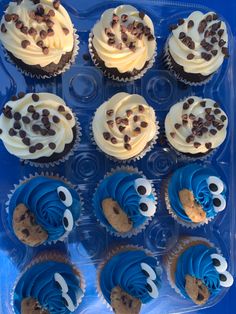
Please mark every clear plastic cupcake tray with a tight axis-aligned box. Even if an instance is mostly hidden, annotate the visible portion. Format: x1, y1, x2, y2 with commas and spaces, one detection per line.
0, 0, 235, 313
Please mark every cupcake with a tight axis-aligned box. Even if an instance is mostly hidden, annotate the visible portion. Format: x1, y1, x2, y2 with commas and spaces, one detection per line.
98, 248, 162, 314
165, 163, 227, 227
0, 0, 78, 78
89, 5, 156, 81
165, 97, 228, 157
165, 237, 234, 305
0, 92, 79, 165
13, 253, 85, 314
93, 168, 157, 237
7, 175, 81, 246
166, 11, 229, 84
92, 93, 158, 161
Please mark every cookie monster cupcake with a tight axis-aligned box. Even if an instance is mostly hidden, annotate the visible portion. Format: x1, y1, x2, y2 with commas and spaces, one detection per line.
98, 247, 162, 314
6, 175, 81, 247
165, 237, 234, 305
93, 167, 157, 237
165, 163, 227, 228
89, 5, 156, 81
0, 0, 78, 78
12, 252, 85, 314
166, 11, 229, 85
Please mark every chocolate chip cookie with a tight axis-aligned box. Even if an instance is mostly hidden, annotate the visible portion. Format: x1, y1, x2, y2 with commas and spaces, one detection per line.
111, 286, 141, 314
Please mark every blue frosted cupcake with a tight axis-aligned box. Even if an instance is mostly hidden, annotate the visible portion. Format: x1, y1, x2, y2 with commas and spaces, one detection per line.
98, 247, 162, 314
7, 175, 81, 247
165, 163, 227, 228
93, 169, 157, 237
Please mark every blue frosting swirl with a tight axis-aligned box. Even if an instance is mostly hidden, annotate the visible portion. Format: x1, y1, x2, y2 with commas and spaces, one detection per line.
100, 250, 162, 304
14, 260, 83, 314
175, 244, 221, 299
168, 164, 226, 222
8, 176, 81, 243
93, 172, 155, 231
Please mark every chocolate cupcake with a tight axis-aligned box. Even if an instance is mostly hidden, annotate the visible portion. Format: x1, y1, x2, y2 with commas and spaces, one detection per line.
166, 11, 229, 85
92, 93, 158, 161
89, 5, 156, 81
165, 97, 228, 157
0, 92, 80, 166
0, 0, 78, 78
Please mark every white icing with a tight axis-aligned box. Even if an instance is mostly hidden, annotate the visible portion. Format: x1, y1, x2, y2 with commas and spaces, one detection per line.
92, 5, 156, 73
168, 11, 228, 75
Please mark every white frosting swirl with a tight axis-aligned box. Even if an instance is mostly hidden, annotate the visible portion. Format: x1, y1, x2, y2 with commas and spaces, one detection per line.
165, 96, 228, 154
168, 11, 228, 75
92, 92, 157, 160
0, 93, 76, 160
92, 5, 156, 73
0, 0, 74, 67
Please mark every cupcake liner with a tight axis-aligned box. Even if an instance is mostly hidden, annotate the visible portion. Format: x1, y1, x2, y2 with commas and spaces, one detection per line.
4, 28, 79, 79
92, 166, 158, 238
88, 31, 157, 82
90, 108, 160, 164
5, 172, 84, 245
11, 251, 85, 314
21, 114, 82, 168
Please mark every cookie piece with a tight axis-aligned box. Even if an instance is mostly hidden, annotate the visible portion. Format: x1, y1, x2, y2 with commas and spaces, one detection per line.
185, 275, 210, 305
111, 286, 142, 314
179, 189, 206, 223
13, 204, 48, 246
21, 298, 49, 314
102, 198, 133, 233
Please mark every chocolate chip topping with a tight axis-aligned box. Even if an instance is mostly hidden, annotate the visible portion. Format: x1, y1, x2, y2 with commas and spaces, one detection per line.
139, 12, 145, 19
32, 93, 39, 102
29, 146, 36, 153
139, 105, 145, 113
141, 121, 148, 128
27, 105, 35, 113
124, 143, 131, 151
65, 113, 73, 120
52, 115, 60, 123
205, 142, 212, 150
9, 128, 17, 136
1, 23, 7, 33
111, 137, 117, 144
133, 115, 139, 122
49, 142, 56, 150
32, 112, 40, 120
103, 132, 110, 140
13, 121, 21, 129
62, 27, 69, 35
187, 53, 194, 60
188, 20, 194, 28
5, 14, 12, 22
22, 137, 30, 146
42, 47, 49, 55
194, 142, 201, 148
124, 135, 131, 143
119, 125, 125, 132
58, 105, 65, 112
121, 14, 128, 22
106, 109, 114, 116
21, 40, 30, 49
53, 0, 60, 10
36, 40, 44, 48
22, 116, 30, 124
15, 20, 23, 29
178, 19, 185, 26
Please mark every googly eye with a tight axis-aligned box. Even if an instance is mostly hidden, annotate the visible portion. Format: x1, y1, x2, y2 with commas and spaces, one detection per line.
213, 194, 226, 213
135, 178, 152, 196
139, 197, 156, 217
146, 278, 159, 299
54, 273, 68, 293
63, 209, 74, 232
211, 254, 228, 273
141, 263, 157, 281
57, 186, 73, 207
219, 271, 234, 288
62, 292, 76, 311
207, 176, 224, 195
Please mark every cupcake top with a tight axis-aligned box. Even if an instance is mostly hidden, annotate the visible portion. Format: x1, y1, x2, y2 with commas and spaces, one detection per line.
91, 5, 156, 73
168, 164, 227, 224
93, 171, 156, 234
175, 242, 234, 305
8, 176, 81, 246
100, 249, 162, 312
92, 93, 157, 160
14, 259, 84, 314
165, 96, 228, 154
0, 0, 74, 67
0, 92, 76, 160
168, 11, 229, 76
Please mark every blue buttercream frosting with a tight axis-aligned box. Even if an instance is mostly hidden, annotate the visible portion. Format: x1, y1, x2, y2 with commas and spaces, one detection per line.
168, 164, 226, 222
8, 176, 81, 243
100, 250, 162, 304
14, 260, 83, 314
93, 171, 155, 231
175, 244, 221, 299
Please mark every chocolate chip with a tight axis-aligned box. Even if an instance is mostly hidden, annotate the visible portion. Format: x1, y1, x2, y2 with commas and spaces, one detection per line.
198, 20, 207, 33
148, 34, 155, 41
219, 39, 226, 47
27, 105, 35, 113
103, 132, 110, 140
178, 19, 185, 25
106, 120, 114, 128
214, 109, 221, 115
21, 40, 30, 49
170, 132, 176, 138
134, 127, 141, 134
121, 32, 128, 43
49, 142, 56, 149
182, 36, 195, 49
1, 23, 7, 33
48, 129, 56, 136
143, 26, 151, 36
19, 130, 26, 138
121, 118, 129, 126
124, 143, 131, 150
128, 41, 136, 51
194, 142, 201, 148
22, 116, 30, 124
22, 137, 30, 146
35, 143, 43, 150
210, 129, 217, 135
175, 123, 181, 129
124, 134, 131, 143
119, 125, 125, 132
46, 20, 54, 28
206, 15, 213, 22
28, 27, 37, 36
187, 53, 194, 60
47, 28, 54, 36
211, 37, 218, 44
29, 146, 36, 153
186, 135, 194, 143
205, 142, 212, 149
202, 127, 208, 133
13, 112, 21, 120
39, 30, 47, 40
188, 20, 194, 28
108, 38, 115, 46
221, 115, 227, 122
179, 32, 186, 40
65, 113, 72, 120
0, 128, 2, 134
205, 108, 212, 114
42, 109, 49, 116
31, 93, 39, 102
40, 129, 47, 136
112, 13, 119, 22
36, 40, 44, 48
32, 112, 40, 120
52, 116, 60, 123
48, 9, 55, 17
211, 50, 218, 56
11, 14, 19, 22
42, 47, 49, 55
141, 121, 148, 128
169, 24, 178, 31
13, 121, 21, 129
32, 124, 41, 132
217, 124, 224, 130
15, 20, 23, 29
222, 47, 229, 58
3, 106, 12, 119
139, 105, 145, 113
5, 14, 12, 22
183, 102, 189, 110
111, 137, 117, 144
201, 52, 212, 61
121, 14, 128, 22
218, 29, 224, 37
9, 128, 17, 136
189, 114, 196, 120
126, 109, 133, 117
22, 228, 30, 237
62, 27, 69, 35
133, 115, 139, 122
53, 0, 60, 10
58, 105, 65, 112
139, 12, 145, 19
21, 26, 28, 34
41, 116, 49, 125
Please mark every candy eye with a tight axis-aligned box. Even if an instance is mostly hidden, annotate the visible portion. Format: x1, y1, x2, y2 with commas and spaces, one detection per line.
54, 273, 69, 293
146, 278, 159, 299
139, 197, 156, 217
211, 254, 228, 273
62, 292, 76, 311
57, 186, 73, 207
63, 209, 74, 232
213, 194, 226, 212
135, 178, 152, 196
141, 263, 157, 281
219, 271, 234, 288
207, 176, 224, 195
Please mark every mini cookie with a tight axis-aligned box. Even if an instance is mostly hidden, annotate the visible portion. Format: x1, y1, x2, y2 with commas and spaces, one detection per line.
185, 275, 210, 305
111, 286, 141, 314
21, 298, 49, 314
